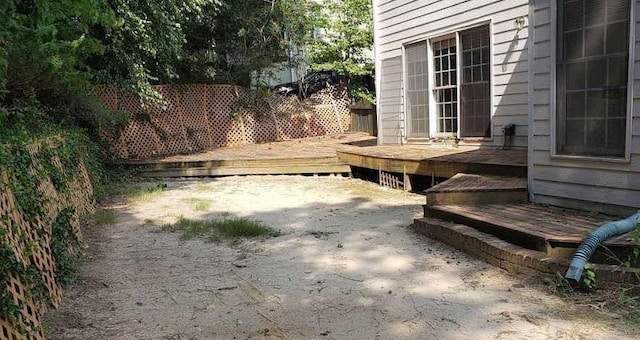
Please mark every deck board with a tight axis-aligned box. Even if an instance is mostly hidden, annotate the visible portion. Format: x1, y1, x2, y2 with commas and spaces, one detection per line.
426, 204, 637, 248
337, 144, 526, 178
118, 133, 527, 178
427, 173, 527, 192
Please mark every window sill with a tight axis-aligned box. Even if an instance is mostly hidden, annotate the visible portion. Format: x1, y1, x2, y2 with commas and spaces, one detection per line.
550, 154, 631, 164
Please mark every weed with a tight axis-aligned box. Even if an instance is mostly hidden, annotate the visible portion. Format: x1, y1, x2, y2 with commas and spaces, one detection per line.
160, 215, 279, 243
544, 272, 575, 297
582, 262, 597, 290
124, 182, 167, 203
90, 210, 118, 225
186, 198, 212, 211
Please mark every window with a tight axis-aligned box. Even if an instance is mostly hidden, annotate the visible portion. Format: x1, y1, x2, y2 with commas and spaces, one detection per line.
404, 24, 491, 139
405, 43, 430, 137
460, 25, 491, 137
556, 0, 630, 158
433, 38, 458, 134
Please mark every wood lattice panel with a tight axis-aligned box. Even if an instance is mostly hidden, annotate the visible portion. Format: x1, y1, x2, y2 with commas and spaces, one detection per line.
98, 84, 352, 160
0, 137, 95, 339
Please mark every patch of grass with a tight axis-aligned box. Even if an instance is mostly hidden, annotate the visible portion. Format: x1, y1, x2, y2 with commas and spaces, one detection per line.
90, 210, 118, 225
160, 215, 279, 242
186, 198, 212, 211
125, 183, 167, 203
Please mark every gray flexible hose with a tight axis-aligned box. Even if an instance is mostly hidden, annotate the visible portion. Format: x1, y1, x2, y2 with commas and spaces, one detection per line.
565, 212, 640, 281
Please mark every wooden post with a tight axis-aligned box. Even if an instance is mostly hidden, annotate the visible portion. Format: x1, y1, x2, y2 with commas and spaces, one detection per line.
403, 165, 412, 192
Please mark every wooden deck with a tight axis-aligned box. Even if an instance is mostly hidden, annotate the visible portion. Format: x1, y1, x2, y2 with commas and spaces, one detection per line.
424, 203, 637, 255
337, 144, 527, 178
120, 133, 527, 178
118, 133, 376, 177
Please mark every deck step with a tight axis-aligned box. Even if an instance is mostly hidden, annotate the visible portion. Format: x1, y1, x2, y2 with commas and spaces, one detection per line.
425, 173, 527, 206
413, 217, 639, 284
422, 203, 635, 260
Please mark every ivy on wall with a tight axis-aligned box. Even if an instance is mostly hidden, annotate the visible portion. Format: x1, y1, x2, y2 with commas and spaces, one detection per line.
0, 121, 101, 336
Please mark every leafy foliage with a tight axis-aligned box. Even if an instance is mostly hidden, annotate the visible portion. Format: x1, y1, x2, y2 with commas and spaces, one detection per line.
0, 111, 102, 333
89, 0, 222, 94
213, 0, 314, 87
308, 0, 374, 102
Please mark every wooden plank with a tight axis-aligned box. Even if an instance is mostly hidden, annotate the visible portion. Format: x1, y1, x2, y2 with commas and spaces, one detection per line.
428, 204, 637, 249
139, 164, 352, 178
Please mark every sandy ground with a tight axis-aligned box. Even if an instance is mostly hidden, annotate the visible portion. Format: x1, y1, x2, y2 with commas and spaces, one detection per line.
46, 176, 639, 340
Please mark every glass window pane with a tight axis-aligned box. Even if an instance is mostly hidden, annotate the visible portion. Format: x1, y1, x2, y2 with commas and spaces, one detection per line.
607, 119, 626, 152
607, 90, 626, 117
566, 92, 585, 118
566, 62, 585, 90
607, 0, 629, 22
586, 91, 606, 117
585, 27, 604, 56
565, 0, 584, 30
565, 119, 585, 146
586, 119, 606, 147
565, 31, 583, 59
606, 21, 628, 54
463, 51, 471, 66
481, 48, 489, 63
585, 0, 605, 26
608, 56, 627, 86
586, 59, 606, 88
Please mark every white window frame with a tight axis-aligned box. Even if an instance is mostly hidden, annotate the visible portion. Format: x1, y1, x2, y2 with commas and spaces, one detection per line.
551, 0, 635, 161
431, 34, 459, 137
401, 20, 494, 141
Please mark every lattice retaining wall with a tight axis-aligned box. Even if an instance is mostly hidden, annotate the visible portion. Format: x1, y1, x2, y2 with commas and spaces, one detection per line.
98, 84, 352, 160
0, 137, 95, 339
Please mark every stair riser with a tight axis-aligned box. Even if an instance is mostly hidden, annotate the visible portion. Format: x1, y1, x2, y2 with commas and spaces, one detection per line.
426, 191, 528, 206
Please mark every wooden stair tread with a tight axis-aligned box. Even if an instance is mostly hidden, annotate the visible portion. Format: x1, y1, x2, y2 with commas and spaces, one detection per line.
426, 173, 527, 193
426, 204, 635, 247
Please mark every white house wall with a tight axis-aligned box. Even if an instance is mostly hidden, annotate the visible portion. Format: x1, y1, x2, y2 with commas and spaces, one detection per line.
374, 0, 530, 146
529, 0, 640, 215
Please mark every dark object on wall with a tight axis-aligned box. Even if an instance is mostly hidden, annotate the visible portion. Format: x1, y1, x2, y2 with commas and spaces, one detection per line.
502, 123, 516, 150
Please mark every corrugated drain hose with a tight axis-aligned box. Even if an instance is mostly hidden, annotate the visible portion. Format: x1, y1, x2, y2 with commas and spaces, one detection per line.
565, 212, 640, 281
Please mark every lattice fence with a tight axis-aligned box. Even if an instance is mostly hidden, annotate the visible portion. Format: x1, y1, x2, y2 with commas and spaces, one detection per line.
97, 84, 352, 160
0, 137, 95, 339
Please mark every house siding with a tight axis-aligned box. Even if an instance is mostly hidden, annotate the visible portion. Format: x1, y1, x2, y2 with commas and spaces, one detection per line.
374, 0, 530, 147
529, 0, 640, 215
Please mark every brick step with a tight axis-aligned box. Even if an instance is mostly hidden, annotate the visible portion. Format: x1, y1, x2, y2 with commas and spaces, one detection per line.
425, 173, 527, 206
413, 217, 638, 284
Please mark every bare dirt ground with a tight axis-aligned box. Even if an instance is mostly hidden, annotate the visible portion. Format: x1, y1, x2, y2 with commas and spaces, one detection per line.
46, 176, 639, 339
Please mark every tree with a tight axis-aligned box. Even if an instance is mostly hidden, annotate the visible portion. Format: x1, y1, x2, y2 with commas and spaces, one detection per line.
0, 0, 116, 102
212, 0, 313, 87
308, 0, 374, 102
88, 0, 222, 99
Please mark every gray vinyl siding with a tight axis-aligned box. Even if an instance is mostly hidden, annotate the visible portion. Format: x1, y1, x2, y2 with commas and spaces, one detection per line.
529, 0, 640, 215
378, 56, 404, 144
374, 0, 530, 147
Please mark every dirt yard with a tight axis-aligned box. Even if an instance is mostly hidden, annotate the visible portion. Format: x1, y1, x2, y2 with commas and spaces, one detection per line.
46, 176, 638, 339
